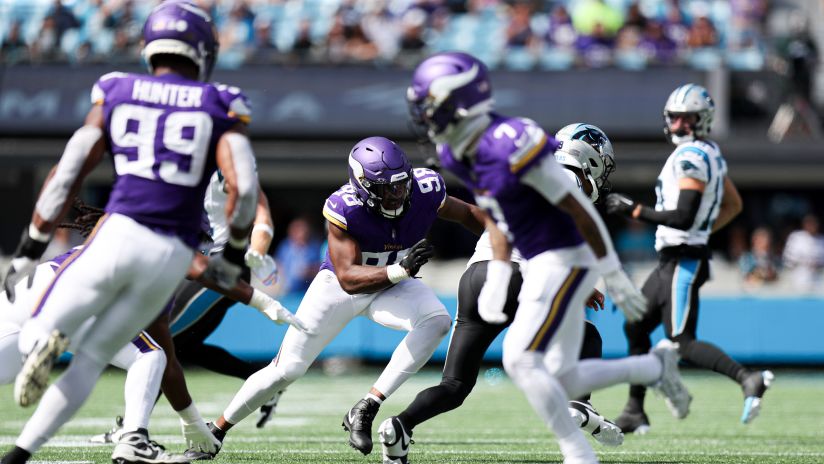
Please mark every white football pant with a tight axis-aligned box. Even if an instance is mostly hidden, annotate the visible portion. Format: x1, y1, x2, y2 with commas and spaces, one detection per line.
223, 269, 451, 424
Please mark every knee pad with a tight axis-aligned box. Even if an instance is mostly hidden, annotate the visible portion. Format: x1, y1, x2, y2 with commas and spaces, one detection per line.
417, 313, 452, 338
275, 357, 310, 384
503, 350, 544, 382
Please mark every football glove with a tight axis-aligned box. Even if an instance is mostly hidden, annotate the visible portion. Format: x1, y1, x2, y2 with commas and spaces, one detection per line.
477, 260, 512, 324
4, 227, 50, 303
399, 238, 435, 278
180, 418, 220, 454
245, 249, 278, 286
603, 269, 647, 322
203, 245, 244, 290
259, 299, 308, 333
605, 193, 637, 217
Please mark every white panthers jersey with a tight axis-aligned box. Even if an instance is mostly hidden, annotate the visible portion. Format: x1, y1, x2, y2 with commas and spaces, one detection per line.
654, 139, 727, 251
203, 170, 230, 249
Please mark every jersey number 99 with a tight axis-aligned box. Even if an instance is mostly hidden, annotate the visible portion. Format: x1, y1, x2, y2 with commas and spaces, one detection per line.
110, 104, 213, 187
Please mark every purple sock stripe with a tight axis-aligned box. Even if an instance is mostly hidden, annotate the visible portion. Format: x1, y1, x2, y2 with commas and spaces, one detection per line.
528, 268, 588, 353
32, 214, 110, 318
131, 332, 160, 353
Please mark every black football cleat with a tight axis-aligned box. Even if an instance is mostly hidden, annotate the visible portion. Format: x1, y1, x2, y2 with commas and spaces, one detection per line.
614, 407, 651, 435
342, 398, 380, 455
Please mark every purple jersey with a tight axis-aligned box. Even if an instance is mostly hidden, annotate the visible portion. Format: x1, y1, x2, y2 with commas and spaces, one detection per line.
320, 168, 447, 273
92, 71, 252, 248
438, 114, 583, 259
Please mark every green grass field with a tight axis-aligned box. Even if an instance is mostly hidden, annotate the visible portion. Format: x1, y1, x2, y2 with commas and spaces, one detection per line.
1, 367, 823, 463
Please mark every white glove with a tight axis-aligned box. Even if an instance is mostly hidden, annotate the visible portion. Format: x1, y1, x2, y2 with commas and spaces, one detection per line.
250, 289, 309, 332
477, 260, 512, 324
178, 404, 220, 454
203, 254, 243, 290
603, 269, 647, 322
245, 249, 278, 286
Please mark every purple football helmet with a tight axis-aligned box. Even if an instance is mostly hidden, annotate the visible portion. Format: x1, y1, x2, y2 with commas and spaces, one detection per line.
348, 137, 413, 219
142, 1, 218, 81
407, 52, 493, 141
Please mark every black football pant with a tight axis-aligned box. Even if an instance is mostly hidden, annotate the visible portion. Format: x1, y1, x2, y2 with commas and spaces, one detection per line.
398, 260, 604, 430
171, 268, 268, 380
624, 253, 747, 411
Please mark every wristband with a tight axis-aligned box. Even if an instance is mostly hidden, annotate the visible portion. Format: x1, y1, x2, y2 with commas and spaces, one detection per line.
252, 223, 274, 237
386, 263, 410, 284
176, 402, 203, 424
597, 253, 621, 274
28, 223, 52, 242
249, 288, 270, 311
485, 260, 513, 283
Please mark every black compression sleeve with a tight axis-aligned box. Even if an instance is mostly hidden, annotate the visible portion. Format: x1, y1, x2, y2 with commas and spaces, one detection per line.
636, 188, 702, 230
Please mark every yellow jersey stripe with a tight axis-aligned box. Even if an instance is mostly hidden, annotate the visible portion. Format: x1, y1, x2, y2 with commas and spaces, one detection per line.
528, 268, 580, 351
510, 135, 548, 174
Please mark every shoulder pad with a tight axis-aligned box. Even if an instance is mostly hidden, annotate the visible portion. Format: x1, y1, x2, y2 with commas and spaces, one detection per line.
212, 83, 252, 124
322, 184, 362, 230
413, 168, 447, 208
487, 117, 555, 174
90, 71, 129, 106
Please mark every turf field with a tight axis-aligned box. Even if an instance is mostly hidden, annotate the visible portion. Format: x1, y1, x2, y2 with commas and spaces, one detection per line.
1, 367, 822, 463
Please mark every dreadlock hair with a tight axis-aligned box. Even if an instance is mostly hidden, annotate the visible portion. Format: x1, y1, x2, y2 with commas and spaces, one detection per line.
57, 198, 105, 238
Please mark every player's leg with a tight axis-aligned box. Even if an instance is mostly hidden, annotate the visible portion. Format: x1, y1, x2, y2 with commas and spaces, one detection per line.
8, 219, 191, 462
381, 262, 521, 463
502, 264, 600, 464
196, 270, 365, 458
112, 334, 167, 442
172, 274, 267, 379
665, 257, 773, 423
0, 322, 21, 385
568, 320, 624, 447
346, 280, 451, 456
615, 263, 665, 434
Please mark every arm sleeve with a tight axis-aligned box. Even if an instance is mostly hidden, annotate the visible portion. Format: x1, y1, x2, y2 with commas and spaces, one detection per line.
636, 189, 702, 230
223, 133, 258, 230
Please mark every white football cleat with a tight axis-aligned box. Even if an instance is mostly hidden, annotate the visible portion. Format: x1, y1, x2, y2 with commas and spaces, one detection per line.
378, 416, 412, 464
15, 329, 69, 407
649, 339, 692, 419
90, 416, 125, 443
569, 401, 624, 446
112, 430, 190, 464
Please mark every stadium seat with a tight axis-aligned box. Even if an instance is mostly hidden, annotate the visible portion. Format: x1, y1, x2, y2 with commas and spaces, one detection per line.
538, 46, 575, 70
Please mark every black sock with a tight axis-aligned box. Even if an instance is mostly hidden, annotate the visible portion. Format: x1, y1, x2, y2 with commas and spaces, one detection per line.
680, 339, 746, 383
1, 446, 32, 464
627, 385, 647, 412
184, 345, 266, 379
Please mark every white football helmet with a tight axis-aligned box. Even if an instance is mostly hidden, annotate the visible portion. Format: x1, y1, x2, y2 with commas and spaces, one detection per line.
663, 84, 715, 145
554, 123, 615, 203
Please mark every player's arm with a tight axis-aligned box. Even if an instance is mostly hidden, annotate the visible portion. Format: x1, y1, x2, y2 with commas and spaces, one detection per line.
436, 195, 486, 236
207, 125, 259, 288
3, 106, 107, 301
476, 213, 513, 324
244, 187, 279, 285
187, 253, 306, 331
606, 177, 704, 230
327, 223, 432, 294
521, 155, 646, 320
711, 176, 742, 232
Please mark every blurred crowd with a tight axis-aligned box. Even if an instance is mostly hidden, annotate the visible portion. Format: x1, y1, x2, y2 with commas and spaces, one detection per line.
0, 0, 792, 71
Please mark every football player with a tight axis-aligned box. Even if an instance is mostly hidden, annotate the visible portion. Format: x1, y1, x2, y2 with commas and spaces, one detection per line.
397, 52, 692, 464
185, 136, 487, 460
1, 3, 260, 463
605, 84, 773, 433
377, 123, 624, 464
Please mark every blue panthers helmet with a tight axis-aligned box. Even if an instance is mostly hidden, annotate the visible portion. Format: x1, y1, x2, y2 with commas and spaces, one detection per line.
141, 1, 219, 81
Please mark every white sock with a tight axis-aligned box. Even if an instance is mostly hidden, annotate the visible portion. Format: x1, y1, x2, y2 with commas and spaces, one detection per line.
17, 353, 106, 453
0, 323, 21, 385
224, 363, 292, 425
372, 314, 450, 397
506, 352, 595, 461
122, 350, 166, 432
365, 393, 383, 404
558, 354, 662, 400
